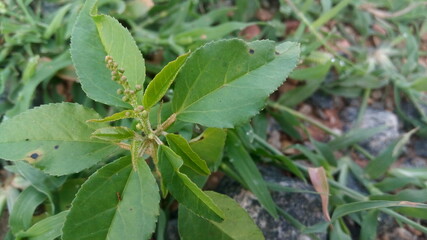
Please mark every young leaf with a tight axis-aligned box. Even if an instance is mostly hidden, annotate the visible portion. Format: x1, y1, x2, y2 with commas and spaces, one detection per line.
166, 133, 210, 175
157, 145, 224, 222
87, 110, 134, 123
91, 126, 136, 142
172, 39, 300, 128
15, 210, 68, 240
62, 156, 159, 240
226, 131, 279, 218
71, 0, 129, 107
308, 167, 331, 222
143, 53, 190, 110
189, 128, 227, 171
0, 103, 122, 175
92, 13, 146, 99
178, 191, 264, 240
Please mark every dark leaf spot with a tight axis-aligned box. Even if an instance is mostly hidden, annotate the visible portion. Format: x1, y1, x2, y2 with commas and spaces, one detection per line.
129, 208, 133, 211
25, 139, 30, 141
54, 145, 59, 149
275, 51, 280, 55
249, 49, 255, 54
30, 153, 39, 159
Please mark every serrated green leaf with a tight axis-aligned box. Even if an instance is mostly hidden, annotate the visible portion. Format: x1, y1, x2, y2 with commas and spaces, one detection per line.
226, 131, 278, 218
172, 39, 300, 128
92, 13, 145, 100
143, 53, 189, 109
62, 156, 159, 240
15, 210, 68, 240
88, 110, 134, 123
9, 187, 46, 235
166, 134, 210, 175
157, 145, 224, 222
71, 0, 128, 107
0, 103, 121, 175
91, 126, 136, 142
178, 191, 264, 240
189, 128, 227, 171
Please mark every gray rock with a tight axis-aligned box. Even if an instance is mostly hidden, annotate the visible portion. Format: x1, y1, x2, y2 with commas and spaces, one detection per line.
413, 138, 427, 158
166, 219, 180, 240
341, 107, 399, 156
217, 165, 326, 240
309, 92, 334, 109
358, 108, 399, 156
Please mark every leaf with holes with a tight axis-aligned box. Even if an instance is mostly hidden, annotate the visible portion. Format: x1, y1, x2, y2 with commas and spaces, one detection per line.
62, 156, 159, 240
172, 39, 300, 128
0, 103, 121, 175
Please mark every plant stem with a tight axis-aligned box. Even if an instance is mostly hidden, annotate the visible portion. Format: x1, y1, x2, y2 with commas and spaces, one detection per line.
354, 88, 371, 128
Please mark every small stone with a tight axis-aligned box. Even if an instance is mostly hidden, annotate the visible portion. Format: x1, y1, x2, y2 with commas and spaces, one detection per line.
413, 138, 427, 158
309, 91, 334, 109
358, 108, 399, 156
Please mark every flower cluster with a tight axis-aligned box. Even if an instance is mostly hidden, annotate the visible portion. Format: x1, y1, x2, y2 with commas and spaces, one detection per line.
104, 55, 142, 107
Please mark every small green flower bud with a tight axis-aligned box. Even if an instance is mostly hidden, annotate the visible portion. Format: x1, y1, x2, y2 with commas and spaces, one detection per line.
141, 110, 148, 118
135, 105, 144, 112
105, 56, 111, 62
124, 89, 130, 94
107, 59, 113, 65
117, 89, 123, 95
148, 133, 155, 140
113, 63, 118, 69
111, 76, 117, 81
111, 71, 117, 76
122, 96, 128, 102
135, 85, 142, 91
118, 68, 125, 73
125, 111, 131, 117
120, 76, 127, 82
129, 90, 135, 95
136, 123, 142, 130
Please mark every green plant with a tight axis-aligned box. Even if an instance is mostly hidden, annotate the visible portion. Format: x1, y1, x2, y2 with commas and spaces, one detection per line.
0, 0, 300, 239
